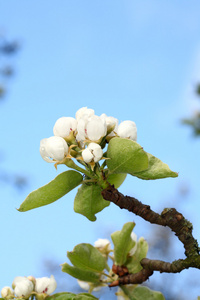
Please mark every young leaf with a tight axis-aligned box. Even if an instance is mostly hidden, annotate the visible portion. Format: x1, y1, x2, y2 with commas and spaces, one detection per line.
46, 292, 76, 300
67, 243, 107, 273
61, 263, 100, 283
133, 152, 178, 180
18, 171, 83, 212
74, 183, 110, 221
121, 286, 165, 300
107, 173, 127, 188
107, 138, 149, 174
125, 237, 148, 273
46, 292, 98, 300
111, 222, 135, 265
75, 294, 98, 300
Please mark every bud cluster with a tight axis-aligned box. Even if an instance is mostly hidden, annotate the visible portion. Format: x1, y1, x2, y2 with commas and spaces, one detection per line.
1, 275, 57, 299
40, 107, 137, 170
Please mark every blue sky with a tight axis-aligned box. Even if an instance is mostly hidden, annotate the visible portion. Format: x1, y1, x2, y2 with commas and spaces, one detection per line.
1, 1, 200, 298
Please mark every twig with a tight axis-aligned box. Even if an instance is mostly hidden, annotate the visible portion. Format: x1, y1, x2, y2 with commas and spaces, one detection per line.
101, 184, 200, 285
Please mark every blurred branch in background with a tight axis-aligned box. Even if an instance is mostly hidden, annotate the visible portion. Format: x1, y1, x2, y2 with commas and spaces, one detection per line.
182, 83, 200, 136
0, 34, 19, 99
0, 32, 27, 190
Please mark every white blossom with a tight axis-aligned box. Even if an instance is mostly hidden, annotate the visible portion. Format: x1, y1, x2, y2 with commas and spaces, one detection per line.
77, 115, 107, 142
100, 113, 118, 134
1, 287, 14, 299
40, 136, 68, 162
129, 232, 137, 256
35, 275, 57, 295
82, 143, 103, 163
12, 277, 34, 298
77, 280, 102, 292
53, 117, 77, 138
75, 107, 95, 121
117, 120, 137, 141
94, 238, 111, 250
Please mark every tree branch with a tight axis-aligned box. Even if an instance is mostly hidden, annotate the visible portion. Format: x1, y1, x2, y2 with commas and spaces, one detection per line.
101, 184, 199, 257
101, 184, 200, 285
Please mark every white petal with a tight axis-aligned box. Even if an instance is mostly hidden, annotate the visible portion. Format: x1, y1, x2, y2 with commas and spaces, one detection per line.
53, 117, 77, 138
35, 275, 57, 295
76, 107, 94, 121
87, 116, 107, 141
82, 148, 93, 163
77, 280, 90, 291
40, 136, 68, 162
94, 239, 111, 249
117, 120, 137, 141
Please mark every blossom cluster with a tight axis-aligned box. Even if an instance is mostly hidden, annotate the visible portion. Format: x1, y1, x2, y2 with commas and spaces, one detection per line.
40, 107, 137, 168
1, 275, 57, 299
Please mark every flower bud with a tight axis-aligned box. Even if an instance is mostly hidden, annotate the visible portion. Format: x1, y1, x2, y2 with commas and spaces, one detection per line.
35, 275, 57, 295
12, 277, 34, 297
129, 232, 137, 256
82, 143, 103, 163
75, 107, 94, 121
40, 136, 68, 163
77, 115, 107, 142
77, 280, 103, 292
53, 117, 77, 138
94, 238, 111, 256
117, 120, 137, 141
100, 114, 118, 135
1, 287, 14, 299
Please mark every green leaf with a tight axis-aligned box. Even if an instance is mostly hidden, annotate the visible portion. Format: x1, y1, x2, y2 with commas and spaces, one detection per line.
61, 263, 100, 283
111, 222, 135, 265
125, 237, 148, 273
133, 152, 178, 180
75, 294, 98, 300
74, 183, 110, 221
107, 138, 149, 174
18, 171, 83, 212
46, 292, 76, 300
123, 286, 165, 300
46, 293, 98, 300
107, 173, 127, 188
67, 243, 107, 273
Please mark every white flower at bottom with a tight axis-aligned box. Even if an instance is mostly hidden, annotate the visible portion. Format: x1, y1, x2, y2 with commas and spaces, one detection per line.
40, 136, 68, 162
12, 277, 34, 297
53, 117, 77, 138
82, 143, 103, 163
35, 275, 57, 295
117, 120, 137, 141
1, 286, 14, 299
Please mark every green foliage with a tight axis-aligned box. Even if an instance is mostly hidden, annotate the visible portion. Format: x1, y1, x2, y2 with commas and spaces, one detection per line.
46, 292, 97, 300
107, 138, 149, 174
74, 183, 110, 221
125, 237, 148, 273
62, 243, 107, 284
18, 171, 83, 211
111, 222, 135, 265
121, 286, 165, 300
61, 263, 100, 283
133, 152, 178, 180
107, 137, 177, 180
107, 173, 127, 188
67, 243, 108, 273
